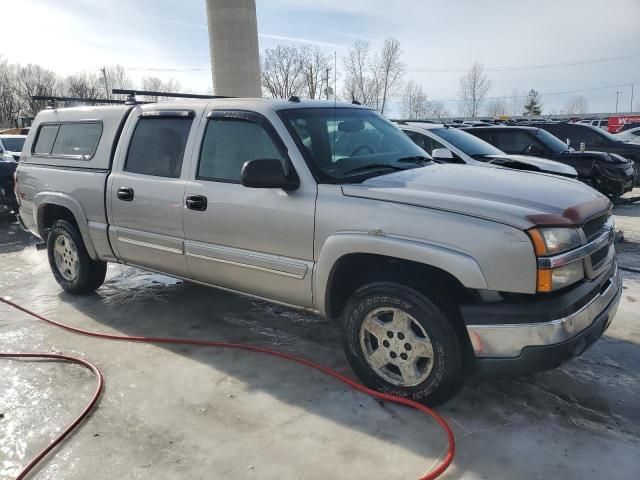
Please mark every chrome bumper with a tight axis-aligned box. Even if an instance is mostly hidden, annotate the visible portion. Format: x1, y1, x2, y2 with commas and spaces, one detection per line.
467, 265, 621, 358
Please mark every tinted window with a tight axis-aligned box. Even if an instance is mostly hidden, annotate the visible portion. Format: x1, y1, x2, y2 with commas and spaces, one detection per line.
565, 125, 606, 146
493, 131, 544, 154
33, 124, 60, 154
198, 118, 285, 183
1, 137, 25, 152
405, 131, 444, 154
51, 123, 102, 158
125, 118, 192, 177
534, 128, 571, 153
435, 128, 503, 156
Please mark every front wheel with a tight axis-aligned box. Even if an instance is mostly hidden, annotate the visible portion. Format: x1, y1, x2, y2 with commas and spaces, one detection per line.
341, 282, 465, 406
47, 219, 107, 294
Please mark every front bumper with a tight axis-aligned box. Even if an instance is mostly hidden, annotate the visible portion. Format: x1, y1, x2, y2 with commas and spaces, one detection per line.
464, 264, 621, 375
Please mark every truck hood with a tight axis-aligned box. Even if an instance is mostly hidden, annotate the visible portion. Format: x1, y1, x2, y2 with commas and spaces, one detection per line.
341, 164, 609, 229
484, 154, 577, 177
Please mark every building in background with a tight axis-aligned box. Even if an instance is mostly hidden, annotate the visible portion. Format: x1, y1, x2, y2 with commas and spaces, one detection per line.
205, 0, 261, 97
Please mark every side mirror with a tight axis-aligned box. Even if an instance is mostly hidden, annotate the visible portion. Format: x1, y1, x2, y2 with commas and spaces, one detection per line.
431, 148, 454, 160
241, 159, 299, 190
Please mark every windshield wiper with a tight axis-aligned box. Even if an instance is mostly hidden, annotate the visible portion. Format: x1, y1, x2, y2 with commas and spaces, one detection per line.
338, 163, 405, 177
396, 156, 431, 164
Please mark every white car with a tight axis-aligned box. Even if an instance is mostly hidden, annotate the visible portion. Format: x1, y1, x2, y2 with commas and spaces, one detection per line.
614, 126, 640, 144
0, 135, 27, 162
398, 122, 578, 178
577, 119, 608, 131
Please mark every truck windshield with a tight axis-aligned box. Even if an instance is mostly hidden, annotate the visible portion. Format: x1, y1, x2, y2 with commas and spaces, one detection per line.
433, 127, 503, 157
279, 108, 431, 183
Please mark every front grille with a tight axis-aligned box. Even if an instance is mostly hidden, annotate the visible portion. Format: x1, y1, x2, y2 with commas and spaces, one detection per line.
590, 245, 608, 270
582, 215, 607, 242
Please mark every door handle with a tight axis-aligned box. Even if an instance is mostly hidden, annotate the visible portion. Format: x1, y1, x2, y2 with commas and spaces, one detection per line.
186, 195, 207, 211
117, 187, 134, 201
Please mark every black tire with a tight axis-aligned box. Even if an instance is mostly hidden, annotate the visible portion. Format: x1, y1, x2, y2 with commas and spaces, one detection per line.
47, 219, 107, 294
341, 282, 465, 406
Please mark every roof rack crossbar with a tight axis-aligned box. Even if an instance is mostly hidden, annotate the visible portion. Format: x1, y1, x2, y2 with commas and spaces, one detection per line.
112, 89, 232, 100
31, 95, 125, 104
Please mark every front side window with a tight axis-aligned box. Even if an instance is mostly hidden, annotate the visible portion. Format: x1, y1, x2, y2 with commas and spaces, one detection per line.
198, 117, 285, 183
280, 108, 430, 183
494, 131, 545, 155
51, 122, 102, 157
405, 131, 444, 155
125, 117, 192, 177
33, 124, 60, 155
434, 128, 503, 158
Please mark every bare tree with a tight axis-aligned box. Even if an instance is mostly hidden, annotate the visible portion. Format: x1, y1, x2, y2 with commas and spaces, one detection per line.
343, 39, 375, 106
261, 45, 305, 98
428, 101, 451, 120
299, 46, 332, 99
16, 64, 60, 118
485, 97, 508, 117
102, 65, 133, 99
0, 59, 21, 127
374, 37, 404, 114
458, 63, 491, 118
141, 76, 181, 102
64, 72, 103, 100
564, 96, 589, 114
343, 38, 405, 113
401, 81, 431, 119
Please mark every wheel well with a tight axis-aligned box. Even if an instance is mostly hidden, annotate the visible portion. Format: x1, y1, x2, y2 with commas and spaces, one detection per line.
39, 204, 79, 239
325, 253, 476, 354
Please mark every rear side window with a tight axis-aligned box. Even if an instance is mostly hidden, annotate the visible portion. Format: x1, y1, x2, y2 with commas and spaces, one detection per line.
33, 122, 102, 158
198, 118, 284, 183
51, 123, 102, 157
125, 117, 193, 178
33, 124, 60, 154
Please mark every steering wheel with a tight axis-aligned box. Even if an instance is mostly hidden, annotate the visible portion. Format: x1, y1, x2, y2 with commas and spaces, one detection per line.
350, 145, 374, 157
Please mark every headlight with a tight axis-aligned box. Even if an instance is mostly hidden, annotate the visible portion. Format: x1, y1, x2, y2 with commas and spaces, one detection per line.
528, 227, 581, 256
527, 227, 585, 292
537, 261, 585, 292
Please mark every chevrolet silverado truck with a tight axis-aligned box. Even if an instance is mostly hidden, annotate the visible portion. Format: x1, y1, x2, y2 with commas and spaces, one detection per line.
15, 98, 622, 405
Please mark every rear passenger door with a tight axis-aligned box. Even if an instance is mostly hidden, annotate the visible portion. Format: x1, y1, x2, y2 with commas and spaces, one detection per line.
182, 110, 316, 308
108, 109, 199, 277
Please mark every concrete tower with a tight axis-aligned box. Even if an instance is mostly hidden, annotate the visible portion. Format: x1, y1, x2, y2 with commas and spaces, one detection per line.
205, 0, 261, 97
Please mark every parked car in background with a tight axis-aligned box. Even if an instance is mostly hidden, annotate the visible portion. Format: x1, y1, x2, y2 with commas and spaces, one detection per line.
464, 126, 636, 198
0, 160, 18, 219
398, 122, 577, 178
531, 122, 640, 175
614, 126, 640, 144
577, 118, 608, 130
0, 134, 27, 162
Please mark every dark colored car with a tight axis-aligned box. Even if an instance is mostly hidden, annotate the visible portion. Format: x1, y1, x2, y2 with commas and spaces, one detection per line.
0, 161, 18, 219
464, 126, 636, 198
530, 122, 640, 174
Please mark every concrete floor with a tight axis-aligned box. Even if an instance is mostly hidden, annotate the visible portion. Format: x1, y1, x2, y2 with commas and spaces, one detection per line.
1, 196, 639, 480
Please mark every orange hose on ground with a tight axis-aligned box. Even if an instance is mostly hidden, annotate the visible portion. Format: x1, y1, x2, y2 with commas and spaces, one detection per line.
0, 296, 455, 480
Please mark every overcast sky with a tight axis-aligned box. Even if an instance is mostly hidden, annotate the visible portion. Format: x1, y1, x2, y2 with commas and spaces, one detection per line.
2, 0, 639, 115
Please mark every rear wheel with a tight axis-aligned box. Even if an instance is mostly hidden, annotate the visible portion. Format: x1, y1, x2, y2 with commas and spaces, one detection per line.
342, 282, 465, 406
47, 220, 107, 294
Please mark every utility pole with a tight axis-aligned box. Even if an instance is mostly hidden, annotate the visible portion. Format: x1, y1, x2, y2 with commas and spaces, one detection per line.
326, 68, 330, 100
615, 90, 621, 113
631, 84, 635, 113
100, 67, 110, 100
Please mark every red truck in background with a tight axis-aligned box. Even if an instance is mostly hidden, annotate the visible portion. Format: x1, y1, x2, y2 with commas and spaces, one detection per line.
608, 115, 640, 133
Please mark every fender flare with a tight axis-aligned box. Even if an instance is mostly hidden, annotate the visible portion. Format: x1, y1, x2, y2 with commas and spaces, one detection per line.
313, 233, 488, 317
34, 192, 98, 260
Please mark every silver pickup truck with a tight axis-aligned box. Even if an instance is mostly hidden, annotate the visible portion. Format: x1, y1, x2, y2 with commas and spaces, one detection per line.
15, 98, 621, 404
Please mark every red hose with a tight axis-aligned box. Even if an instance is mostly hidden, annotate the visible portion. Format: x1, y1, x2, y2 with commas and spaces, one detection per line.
0, 295, 455, 479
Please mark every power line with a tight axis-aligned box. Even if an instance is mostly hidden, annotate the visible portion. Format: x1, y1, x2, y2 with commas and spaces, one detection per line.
406, 52, 640, 73
393, 81, 640, 104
